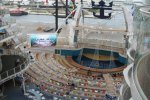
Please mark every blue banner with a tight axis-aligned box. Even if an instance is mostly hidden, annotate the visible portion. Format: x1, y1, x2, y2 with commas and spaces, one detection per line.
30, 34, 57, 47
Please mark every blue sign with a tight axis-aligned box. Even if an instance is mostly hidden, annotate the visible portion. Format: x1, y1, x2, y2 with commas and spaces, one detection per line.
30, 34, 57, 47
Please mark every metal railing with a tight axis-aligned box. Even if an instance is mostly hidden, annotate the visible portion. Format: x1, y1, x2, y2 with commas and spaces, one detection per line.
0, 60, 28, 84
0, 57, 30, 85
0, 50, 30, 85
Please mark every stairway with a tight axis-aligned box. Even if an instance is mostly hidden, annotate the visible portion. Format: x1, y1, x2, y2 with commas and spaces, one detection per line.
103, 74, 116, 96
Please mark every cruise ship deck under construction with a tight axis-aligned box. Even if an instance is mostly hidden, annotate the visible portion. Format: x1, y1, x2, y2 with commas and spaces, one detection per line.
0, 0, 150, 100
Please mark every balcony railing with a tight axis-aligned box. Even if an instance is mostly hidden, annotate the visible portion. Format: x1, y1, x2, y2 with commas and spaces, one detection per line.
0, 60, 29, 85
0, 50, 30, 85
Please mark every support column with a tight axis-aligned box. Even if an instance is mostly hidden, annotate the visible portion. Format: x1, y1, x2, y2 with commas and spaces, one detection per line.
22, 74, 26, 95
13, 78, 16, 87
0, 85, 3, 97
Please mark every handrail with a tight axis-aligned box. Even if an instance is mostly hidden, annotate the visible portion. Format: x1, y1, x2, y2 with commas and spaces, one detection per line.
0, 59, 29, 85
0, 51, 30, 85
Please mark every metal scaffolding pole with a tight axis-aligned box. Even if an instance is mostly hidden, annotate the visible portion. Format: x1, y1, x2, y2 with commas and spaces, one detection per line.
66, 0, 68, 24
81, 0, 83, 4
55, 0, 58, 31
